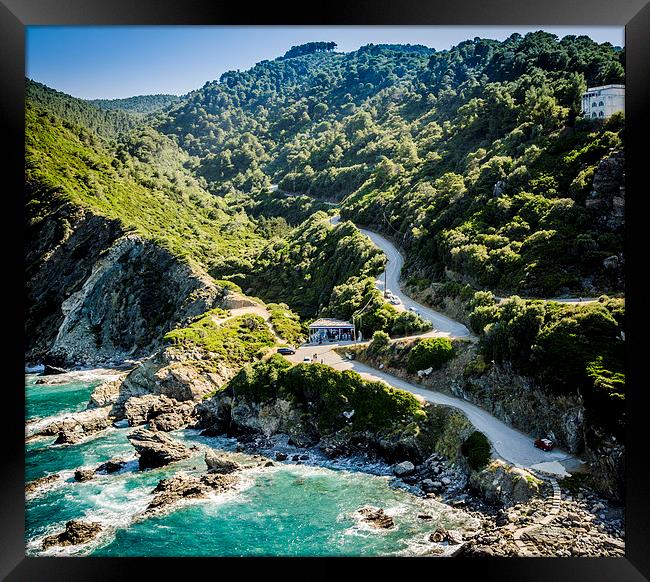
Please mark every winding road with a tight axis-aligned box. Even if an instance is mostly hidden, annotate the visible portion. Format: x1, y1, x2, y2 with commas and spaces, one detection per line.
331, 215, 471, 338
285, 213, 583, 476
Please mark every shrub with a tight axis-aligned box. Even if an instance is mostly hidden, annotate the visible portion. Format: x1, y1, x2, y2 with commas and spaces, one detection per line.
407, 337, 455, 373
369, 330, 390, 353
461, 430, 492, 470
391, 310, 432, 336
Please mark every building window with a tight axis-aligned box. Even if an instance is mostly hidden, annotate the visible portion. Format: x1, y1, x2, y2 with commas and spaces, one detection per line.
592, 112, 597, 118
599, 101, 604, 106
592, 102, 597, 107
599, 111, 604, 117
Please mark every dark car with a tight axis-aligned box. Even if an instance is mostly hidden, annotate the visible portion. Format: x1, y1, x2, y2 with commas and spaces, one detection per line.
277, 347, 296, 355
534, 438, 555, 452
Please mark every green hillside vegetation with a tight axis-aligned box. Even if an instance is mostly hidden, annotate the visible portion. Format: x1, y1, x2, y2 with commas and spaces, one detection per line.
266, 303, 308, 345
226, 355, 423, 434
243, 188, 334, 226
238, 213, 384, 316
163, 312, 276, 371
323, 275, 432, 338
26, 79, 142, 139
469, 294, 625, 436
152, 34, 624, 298
407, 337, 455, 373
88, 93, 182, 115
152, 43, 434, 196
25, 101, 266, 271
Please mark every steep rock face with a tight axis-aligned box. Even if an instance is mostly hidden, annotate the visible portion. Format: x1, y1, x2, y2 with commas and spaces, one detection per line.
585, 151, 625, 290
47, 234, 226, 366
587, 151, 625, 231
459, 363, 586, 455
89, 345, 233, 419
26, 201, 230, 367
583, 427, 625, 503
25, 204, 124, 364
468, 460, 542, 507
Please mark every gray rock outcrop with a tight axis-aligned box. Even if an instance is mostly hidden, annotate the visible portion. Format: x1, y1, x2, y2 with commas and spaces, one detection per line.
146, 472, 238, 513
42, 520, 103, 550
204, 450, 240, 474
127, 428, 192, 469
25, 474, 60, 495
356, 506, 395, 529
33, 407, 113, 444
393, 461, 415, 477
74, 469, 95, 482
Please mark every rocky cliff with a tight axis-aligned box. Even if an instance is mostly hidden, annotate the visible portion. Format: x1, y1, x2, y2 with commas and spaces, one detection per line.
26, 202, 228, 367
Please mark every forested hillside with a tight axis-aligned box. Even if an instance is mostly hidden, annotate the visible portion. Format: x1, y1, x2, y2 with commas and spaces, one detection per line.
152, 33, 624, 298
25, 101, 265, 271
88, 94, 182, 115
26, 79, 142, 139
235, 213, 384, 316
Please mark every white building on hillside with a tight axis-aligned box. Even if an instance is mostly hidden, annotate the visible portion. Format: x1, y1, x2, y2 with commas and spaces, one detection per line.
581, 84, 625, 119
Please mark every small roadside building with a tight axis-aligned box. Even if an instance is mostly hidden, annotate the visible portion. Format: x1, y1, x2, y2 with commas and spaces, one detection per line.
308, 318, 356, 344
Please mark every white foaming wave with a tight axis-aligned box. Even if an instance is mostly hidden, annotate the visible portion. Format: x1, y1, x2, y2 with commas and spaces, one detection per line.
25, 411, 74, 437
394, 533, 462, 557
25, 471, 71, 500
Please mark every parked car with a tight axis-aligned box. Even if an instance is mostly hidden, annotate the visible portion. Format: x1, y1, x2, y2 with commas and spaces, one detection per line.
389, 298, 401, 305
303, 356, 312, 363
277, 347, 295, 355
408, 306, 419, 314
534, 438, 555, 451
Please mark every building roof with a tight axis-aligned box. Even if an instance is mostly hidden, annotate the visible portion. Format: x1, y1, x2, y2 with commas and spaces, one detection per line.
309, 318, 354, 328
585, 84, 625, 92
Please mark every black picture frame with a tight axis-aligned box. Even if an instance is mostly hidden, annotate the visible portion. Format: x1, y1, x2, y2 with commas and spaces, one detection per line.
4, 0, 649, 578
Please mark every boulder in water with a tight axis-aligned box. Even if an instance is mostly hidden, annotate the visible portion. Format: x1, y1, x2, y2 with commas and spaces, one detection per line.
96, 459, 126, 474
204, 450, 240, 474
42, 520, 103, 549
74, 469, 95, 482
356, 506, 395, 529
393, 461, 415, 477
127, 428, 192, 469
25, 474, 59, 495
429, 528, 463, 544
146, 472, 238, 513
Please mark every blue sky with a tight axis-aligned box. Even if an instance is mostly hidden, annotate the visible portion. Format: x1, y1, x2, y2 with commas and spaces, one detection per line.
26, 26, 624, 100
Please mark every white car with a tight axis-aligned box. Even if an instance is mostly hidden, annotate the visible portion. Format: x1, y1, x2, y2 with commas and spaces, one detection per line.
408, 306, 419, 314
389, 298, 401, 305
303, 357, 311, 363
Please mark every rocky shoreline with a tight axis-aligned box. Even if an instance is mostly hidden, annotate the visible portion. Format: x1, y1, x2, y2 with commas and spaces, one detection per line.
188, 431, 626, 558
26, 366, 626, 557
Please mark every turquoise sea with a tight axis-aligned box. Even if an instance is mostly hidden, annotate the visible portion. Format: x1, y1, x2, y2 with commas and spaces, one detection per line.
25, 374, 478, 557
